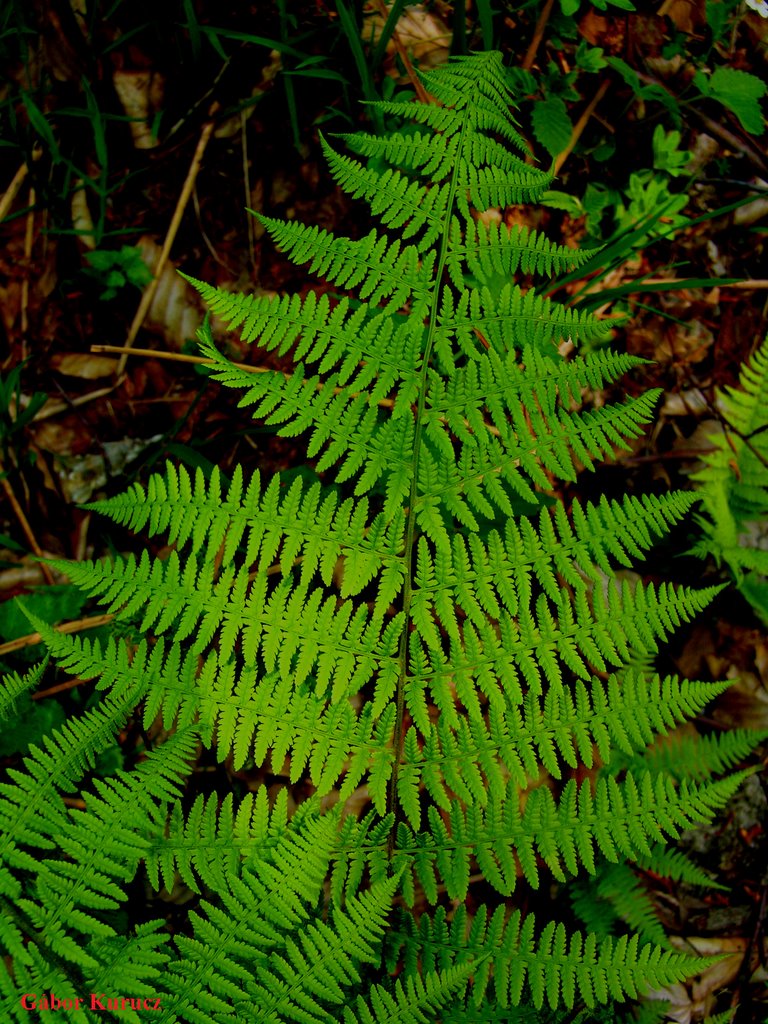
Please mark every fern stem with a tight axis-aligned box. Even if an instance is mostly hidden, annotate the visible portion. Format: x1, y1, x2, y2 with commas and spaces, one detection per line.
386, 116, 467, 849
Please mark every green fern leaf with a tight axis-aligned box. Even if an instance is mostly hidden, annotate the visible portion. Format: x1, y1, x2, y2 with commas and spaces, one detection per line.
3, 52, 754, 1024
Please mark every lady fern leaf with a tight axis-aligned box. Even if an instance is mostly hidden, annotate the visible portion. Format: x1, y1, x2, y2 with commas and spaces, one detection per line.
0, 51, 759, 1021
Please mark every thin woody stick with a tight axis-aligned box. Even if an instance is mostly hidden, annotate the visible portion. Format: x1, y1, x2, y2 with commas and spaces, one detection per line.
554, 79, 610, 176
371, 0, 431, 104
20, 186, 36, 359
634, 279, 768, 289
0, 469, 54, 585
31, 382, 119, 423
0, 162, 29, 223
0, 612, 114, 660
94, 344, 270, 375
117, 104, 220, 376
523, 0, 555, 71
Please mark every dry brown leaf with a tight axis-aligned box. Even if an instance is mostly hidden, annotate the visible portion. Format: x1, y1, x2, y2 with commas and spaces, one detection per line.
31, 420, 80, 458
660, 0, 706, 32
112, 70, 164, 150
70, 183, 96, 250
135, 236, 203, 348
51, 353, 118, 379
366, 3, 452, 75
0, 563, 49, 591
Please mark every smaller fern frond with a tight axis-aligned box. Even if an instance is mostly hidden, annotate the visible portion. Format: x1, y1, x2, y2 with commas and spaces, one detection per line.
693, 334, 768, 617
393, 904, 714, 1011
570, 861, 670, 948
634, 844, 725, 890
246, 877, 398, 1023
0, 657, 48, 719
0, 688, 140, 890
343, 964, 476, 1024
24, 731, 196, 966
634, 726, 768, 782
83, 921, 172, 1014
161, 813, 354, 1024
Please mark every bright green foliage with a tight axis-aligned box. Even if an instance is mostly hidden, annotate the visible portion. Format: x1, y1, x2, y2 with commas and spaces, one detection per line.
83, 245, 153, 301
0, 53, 756, 1022
692, 334, 768, 622
695, 66, 767, 135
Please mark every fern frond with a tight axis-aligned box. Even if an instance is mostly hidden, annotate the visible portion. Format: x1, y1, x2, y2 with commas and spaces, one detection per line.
245, 876, 399, 1023
344, 964, 475, 1024
87, 462, 406, 606
80, 922, 172, 1022
693, 334, 768, 588
399, 769, 751, 901
0, 657, 48, 719
570, 861, 670, 947
400, 673, 731, 821
447, 217, 600, 285
145, 787, 292, 895
5, 52, 754, 1023
257, 218, 434, 315
161, 813, 345, 1023
23, 732, 195, 968
394, 904, 712, 1011
0, 946, 83, 1024
0, 688, 140, 900
630, 727, 767, 781
635, 844, 724, 890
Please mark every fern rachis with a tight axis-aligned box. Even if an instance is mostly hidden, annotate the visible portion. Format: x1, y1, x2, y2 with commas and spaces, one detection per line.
0, 52, 760, 1024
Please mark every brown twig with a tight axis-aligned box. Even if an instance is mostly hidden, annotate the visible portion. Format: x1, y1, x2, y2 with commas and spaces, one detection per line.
92, 343, 396, 407
690, 108, 768, 175
632, 70, 768, 175
20, 186, 35, 360
31, 382, 120, 423
117, 104, 220, 376
0, 162, 29, 223
0, 469, 54, 584
638, 278, 768, 289
241, 108, 256, 274
93, 344, 270, 376
371, 0, 431, 104
0, 611, 114, 660
554, 79, 611, 176
523, 0, 555, 71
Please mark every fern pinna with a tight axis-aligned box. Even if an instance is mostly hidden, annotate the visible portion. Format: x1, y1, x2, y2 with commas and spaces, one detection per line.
1, 53, 759, 1023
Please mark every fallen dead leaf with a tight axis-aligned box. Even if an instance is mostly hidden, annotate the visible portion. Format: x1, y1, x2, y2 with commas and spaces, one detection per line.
366, 3, 452, 75
136, 236, 203, 348
112, 70, 164, 150
647, 936, 760, 1023
51, 353, 118, 379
